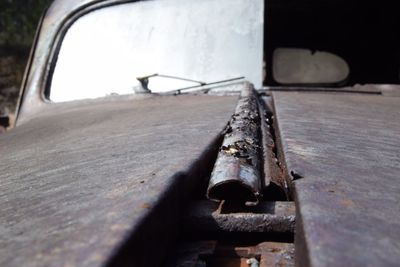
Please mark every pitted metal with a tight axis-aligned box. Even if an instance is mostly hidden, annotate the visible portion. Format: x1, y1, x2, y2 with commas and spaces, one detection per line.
207, 83, 262, 205
273, 91, 400, 267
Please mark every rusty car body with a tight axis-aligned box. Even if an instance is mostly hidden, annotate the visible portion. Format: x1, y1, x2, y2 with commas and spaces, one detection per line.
1, 0, 400, 266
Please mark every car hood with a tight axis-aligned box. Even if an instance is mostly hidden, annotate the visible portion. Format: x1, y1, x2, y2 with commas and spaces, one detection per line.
0, 94, 237, 266
272, 91, 400, 267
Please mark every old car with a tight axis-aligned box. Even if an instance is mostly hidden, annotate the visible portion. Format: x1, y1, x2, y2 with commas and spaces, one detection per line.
1, 0, 399, 266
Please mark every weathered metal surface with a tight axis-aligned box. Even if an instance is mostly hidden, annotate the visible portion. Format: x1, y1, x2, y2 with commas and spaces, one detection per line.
0, 94, 237, 267
167, 240, 294, 267
258, 96, 289, 200
184, 201, 295, 234
258, 98, 274, 188
256, 242, 295, 267
272, 91, 400, 267
207, 84, 262, 205
264, 84, 382, 94
16, 0, 98, 120
17, 0, 136, 120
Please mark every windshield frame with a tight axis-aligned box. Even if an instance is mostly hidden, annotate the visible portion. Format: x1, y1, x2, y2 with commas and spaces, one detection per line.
44, 0, 264, 103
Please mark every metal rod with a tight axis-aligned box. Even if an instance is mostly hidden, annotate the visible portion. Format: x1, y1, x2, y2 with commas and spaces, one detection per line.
136, 73, 206, 86
173, 76, 245, 94
207, 82, 262, 205
258, 99, 275, 188
156, 74, 206, 85
183, 200, 296, 234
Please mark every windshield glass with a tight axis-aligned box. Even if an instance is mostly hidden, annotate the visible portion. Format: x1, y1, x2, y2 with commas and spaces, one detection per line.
49, 0, 264, 102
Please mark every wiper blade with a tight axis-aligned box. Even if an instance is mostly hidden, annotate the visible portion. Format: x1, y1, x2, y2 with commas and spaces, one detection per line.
171, 76, 245, 94
134, 73, 245, 94
135, 73, 206, 93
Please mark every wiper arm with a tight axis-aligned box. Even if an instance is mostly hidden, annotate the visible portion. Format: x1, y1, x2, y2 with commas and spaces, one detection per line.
171, 76, 245, 94
135, 73, 206, 93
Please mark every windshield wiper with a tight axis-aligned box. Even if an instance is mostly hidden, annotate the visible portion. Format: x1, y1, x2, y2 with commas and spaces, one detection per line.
135, 73, 206, 93
134, 73, 245, 94
171, 76, 245, 94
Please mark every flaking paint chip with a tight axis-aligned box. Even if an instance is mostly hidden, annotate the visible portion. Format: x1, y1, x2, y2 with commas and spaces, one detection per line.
222, 145, 239, 155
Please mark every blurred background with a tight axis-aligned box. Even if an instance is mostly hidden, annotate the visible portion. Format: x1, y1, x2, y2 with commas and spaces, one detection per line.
0, 0, 52, 117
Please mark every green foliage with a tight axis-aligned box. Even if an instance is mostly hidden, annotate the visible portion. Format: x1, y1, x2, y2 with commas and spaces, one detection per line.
0, 0, 53, 46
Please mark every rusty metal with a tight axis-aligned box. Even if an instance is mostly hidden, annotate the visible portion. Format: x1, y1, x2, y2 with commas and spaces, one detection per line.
167, 240, 294, 267
207, 83, 262, 205
0, 95, 237, 267
183, 200, 295, 234
259, 96, 291, 199
258, 98, 274, 188
273, 91, 400, 267
263, 84, 386, 95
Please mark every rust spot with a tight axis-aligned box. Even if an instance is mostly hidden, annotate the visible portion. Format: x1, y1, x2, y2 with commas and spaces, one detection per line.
207, 84, 262, 205
141, 203, 151, 209
340, 199, 354, 207
269, 247, 281, 253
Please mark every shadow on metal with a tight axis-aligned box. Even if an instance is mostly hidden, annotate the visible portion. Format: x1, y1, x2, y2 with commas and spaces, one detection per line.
105, 135, 224, 267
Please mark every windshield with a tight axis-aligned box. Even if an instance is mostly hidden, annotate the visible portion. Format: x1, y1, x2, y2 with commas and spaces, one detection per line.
49, 0, 264, 102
